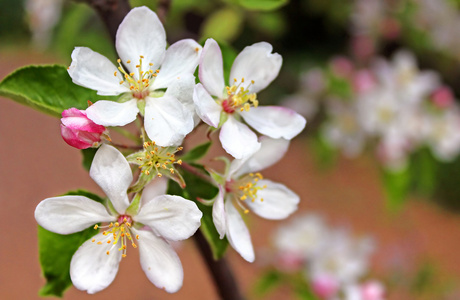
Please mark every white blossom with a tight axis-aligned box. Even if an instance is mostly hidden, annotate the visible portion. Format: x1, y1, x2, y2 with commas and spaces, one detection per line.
35, 145, 202, 293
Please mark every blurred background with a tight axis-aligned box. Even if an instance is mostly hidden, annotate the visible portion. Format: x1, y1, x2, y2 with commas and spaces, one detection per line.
2, 0, 460, 299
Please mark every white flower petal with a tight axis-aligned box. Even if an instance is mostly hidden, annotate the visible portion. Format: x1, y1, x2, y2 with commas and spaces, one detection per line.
198, 39, 225, 97
219, 116, 261, 159
68, 47, 130, 96
241, 106, 306, 139
165, 73, 195, 107
229, 42, 282, 93
193, 83, 222, 127
140, 178, 168, 206
90, 145, 132, 214
245, 179, 299, 220
86, 99, 139, 127
70, 232, 122, 294
154, 39, 202, 89
134, 228, 184, 293
35, 196, 115, 234
134, 195, 202, 241
229, 137, 290, 178
225, 199, 255, 262
144, 96, 194, 146
164, 73, 201, 126
116, 6, 166, 74
212, 185, 227, 239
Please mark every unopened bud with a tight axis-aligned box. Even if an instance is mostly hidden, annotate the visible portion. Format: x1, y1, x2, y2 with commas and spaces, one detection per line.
60, 108, 107, 149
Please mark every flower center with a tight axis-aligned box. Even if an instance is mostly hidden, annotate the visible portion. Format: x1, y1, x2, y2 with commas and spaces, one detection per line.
92, 215, 138, 258
226, 172, 267, 213
115, 55, 159, 99
136, 141, 183, 178
221, 78, 259, 114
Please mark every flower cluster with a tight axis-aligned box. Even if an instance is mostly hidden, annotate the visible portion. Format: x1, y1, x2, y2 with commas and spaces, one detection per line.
36, 5, 306, 295
285, 50, 460, 171
349, 0, 460, 63
272, 214, 384, 300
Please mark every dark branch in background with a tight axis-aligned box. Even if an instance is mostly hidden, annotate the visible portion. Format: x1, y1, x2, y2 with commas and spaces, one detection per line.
194, 230, 245, 300
78, 0, 131, 43
157, 0, 171, 24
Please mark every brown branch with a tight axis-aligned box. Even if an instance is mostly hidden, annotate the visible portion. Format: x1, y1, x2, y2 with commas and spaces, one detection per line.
180, 161, 213, 183
78, 0, 131, 43
157, 0, 171, 24
193, 230, 245, 300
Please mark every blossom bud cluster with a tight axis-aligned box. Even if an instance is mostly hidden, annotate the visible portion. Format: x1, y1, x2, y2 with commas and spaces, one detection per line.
272, 214, 384, 300
284, 50, 460, 171
350, 0, 460, 63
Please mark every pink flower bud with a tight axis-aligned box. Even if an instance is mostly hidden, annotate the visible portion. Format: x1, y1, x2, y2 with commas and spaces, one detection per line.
353, 70, 376, 94
330, 56, 354, 79
311, 274, 340, 299
380, 18, 401, 40
431, 86, 454, 109
360, 280, 385, 300
60, 108, 107, 149
275, 251, 304, 272
351, 35, 375, 61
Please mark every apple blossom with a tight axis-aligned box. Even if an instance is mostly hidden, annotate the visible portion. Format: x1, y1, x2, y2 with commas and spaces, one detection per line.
68, 6, 201, 146
126, 140, 185, 191
209, 137, 299, 262
193, 38, 306, 159
322, 98, 366, 158
35, 144, 202, 294
308, 229, 374, 286
60, 108, 107, 149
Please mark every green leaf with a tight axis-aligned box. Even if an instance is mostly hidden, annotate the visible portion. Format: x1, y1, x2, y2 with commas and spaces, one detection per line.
250, 12, 287, 37
180, 141, 212, 162
0, 65, 114, 117
309, 133, 337, 170
81, 148, 98, 171
291, 273, 319, 300
409, 148, 437, 196
201, 7, 244, 43
238, 0, 289, 11
38, 190, 104, 297
253, 269, 283, 297
380, 166, 411, 211
168, 165, 228, 260
220, 43, 238, 84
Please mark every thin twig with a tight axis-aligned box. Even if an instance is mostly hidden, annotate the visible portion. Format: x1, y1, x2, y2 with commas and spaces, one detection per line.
193, 230, 245, 300
180, 161, 213, 183
78, 0, 131, 43
109, 142, 142, 150
157, 0, 171, 24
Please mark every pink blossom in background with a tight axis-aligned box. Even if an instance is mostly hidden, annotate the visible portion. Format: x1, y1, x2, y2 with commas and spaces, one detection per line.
311, 274, 340, 299
431, 86, 454, 109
